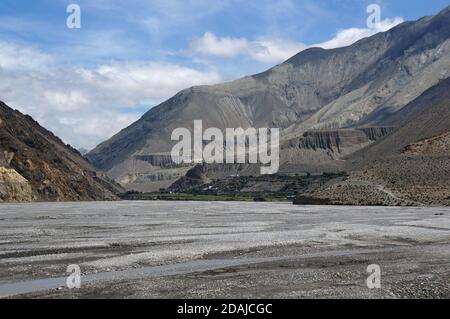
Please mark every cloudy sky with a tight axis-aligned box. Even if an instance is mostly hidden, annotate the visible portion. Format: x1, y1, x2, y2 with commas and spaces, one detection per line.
0, 0, 448, 150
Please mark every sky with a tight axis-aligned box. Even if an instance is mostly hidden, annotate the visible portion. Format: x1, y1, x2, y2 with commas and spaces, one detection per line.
0, 0, 449, 150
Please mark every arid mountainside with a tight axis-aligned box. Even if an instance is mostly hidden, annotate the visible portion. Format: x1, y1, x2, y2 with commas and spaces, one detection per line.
0, 102, 123, 202
296, 79, 450, 206
348, 77, 450, 167
87, 6, 450, 191
0, 167, 32, 202
298, 132, 450, 206
279, 127, 395, 173
168, 126, 395, 185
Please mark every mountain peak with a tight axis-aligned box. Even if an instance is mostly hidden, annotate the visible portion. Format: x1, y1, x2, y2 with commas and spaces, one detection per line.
87, 7, 450, 192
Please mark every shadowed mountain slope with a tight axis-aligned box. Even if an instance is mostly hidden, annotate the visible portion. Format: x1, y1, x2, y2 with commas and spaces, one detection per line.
348, 77, 450, 167
296, 79, 450, 206
0, 102, 123, 202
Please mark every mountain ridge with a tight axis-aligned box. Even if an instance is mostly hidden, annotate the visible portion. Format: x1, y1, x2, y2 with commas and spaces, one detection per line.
87, 5, 450, 191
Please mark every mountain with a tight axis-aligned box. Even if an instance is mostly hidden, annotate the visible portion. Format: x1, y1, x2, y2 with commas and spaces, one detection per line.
295, 79, 450, 206
77, 148, 90, 156
347, 76, 450, 166
0, 102, 123, 202
87, 6, 450, 192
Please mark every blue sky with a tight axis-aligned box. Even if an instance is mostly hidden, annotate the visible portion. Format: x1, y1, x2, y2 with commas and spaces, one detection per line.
0, 0, 449, 149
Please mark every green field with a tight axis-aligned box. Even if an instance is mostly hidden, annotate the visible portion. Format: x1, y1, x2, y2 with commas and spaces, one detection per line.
121, 192, 291, 202
120, 173, 348, 203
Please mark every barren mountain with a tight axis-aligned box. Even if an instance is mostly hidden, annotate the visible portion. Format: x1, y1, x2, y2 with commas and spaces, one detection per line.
295, 79, 450, 206
298, 132, 450, 207
347, 77, 450, 167
0, 102, 123, 202
87, 6, 450, 191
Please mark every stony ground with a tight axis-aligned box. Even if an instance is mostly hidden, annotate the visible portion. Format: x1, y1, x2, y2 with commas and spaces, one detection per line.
307, 132, 450, 207
0, 201, 449, 299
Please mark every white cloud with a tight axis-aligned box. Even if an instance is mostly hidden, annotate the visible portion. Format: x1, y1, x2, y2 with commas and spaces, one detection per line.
0, 42, 52, 71
189, 32, 306, 64
189, 32, 249, 58
44, 91, 90, 112
56, 111, 141, 149
0, 42, 222, 150
316, 17, 404, 49
188, 17, 404, 64
78, 62, 221, 106
247, 38, 307, 64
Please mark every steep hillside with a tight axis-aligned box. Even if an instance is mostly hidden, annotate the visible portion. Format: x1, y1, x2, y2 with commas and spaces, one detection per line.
0, 102, 123, 202
347, 77, 450, 167
281, 127, 395, 167
87, 6, 450, 191
298, 132, 450, 206
296, 81, 450, 206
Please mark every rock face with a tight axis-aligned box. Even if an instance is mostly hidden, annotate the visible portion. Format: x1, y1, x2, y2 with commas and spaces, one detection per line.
303, 133, 450, 206
165, 126, 396, 189
297, 79, 450, 206
87, 6, 450, 191
280, 127, 395, 168
0, 102, 124, 202
0, 167, 32, 202
168, 164, 212, 192
348, 77, 450, 167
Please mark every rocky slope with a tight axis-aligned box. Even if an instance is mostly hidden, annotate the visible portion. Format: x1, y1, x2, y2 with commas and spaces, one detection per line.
167, 126, 395, 189
296, 79, 450, 206
297, 132, 450, 206
87, 6, 450, 191
0, 167, 32, 202
348, 77, 450, 167
0, 102, 123, 202
280, 127, 395, 171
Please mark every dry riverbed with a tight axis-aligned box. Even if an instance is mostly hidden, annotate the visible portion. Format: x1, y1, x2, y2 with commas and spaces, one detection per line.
0, 201, 449, 299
